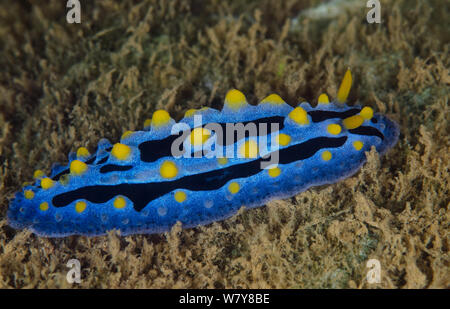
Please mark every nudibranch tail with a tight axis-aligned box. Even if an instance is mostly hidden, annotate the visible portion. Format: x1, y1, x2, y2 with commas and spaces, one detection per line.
7, 69, 399, 237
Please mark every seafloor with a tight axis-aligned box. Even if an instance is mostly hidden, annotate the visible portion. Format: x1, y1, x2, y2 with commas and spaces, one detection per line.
0, 0, 448, 288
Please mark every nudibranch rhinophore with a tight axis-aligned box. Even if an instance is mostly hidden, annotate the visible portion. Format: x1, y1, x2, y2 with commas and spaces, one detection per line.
7, 69, 399, 237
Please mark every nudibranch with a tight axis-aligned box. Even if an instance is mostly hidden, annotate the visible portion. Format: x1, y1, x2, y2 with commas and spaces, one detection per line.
7, 69, 399, 237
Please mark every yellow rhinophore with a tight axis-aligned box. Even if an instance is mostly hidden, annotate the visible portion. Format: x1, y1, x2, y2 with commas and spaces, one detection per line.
41, 178, 54, 190
239, 140, 259, 158
174, 191, 187, 203
337, 69, 352, 103
160, 160, 178, 179
288, 107, 309, 125
111, 143, 131, 160
70, 160, 88, 175
228, 182, 240, 194
225, 89, 247, 110
151, 109, 171, 127
343, 115, 364, 130
261, 94, 285, 105
327, 124, 342, 135
190, 128, 211, 146
360, 106, 374, 120
76, 147, 90, 158
318, 93, 330, 104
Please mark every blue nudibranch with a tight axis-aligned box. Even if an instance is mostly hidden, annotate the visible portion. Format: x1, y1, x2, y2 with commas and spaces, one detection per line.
7, 70, 399, 237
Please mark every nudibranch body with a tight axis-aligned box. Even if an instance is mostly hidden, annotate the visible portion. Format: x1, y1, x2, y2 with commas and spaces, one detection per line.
7, 70, 399, 237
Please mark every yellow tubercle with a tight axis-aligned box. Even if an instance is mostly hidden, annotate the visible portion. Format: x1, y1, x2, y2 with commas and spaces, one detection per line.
113, 196, 127, 209
228, 182, 240, 194
160, 160, 178, 179
143, 118, 152, 127
268, 167, 281, 178
343, 115, 364, 130
76, 147, 90, 158
318, 93, 330, 104
288, 107, 309, 125
59, 174, 70, 185
121, 130, 134, 140
217, 157, 228, 165
360, 106, 374, 120
75, 201, 87, 213
277, 133, 291, 146
239, 140, 259, 158
261, 94, 285, 105
24, 190, 35, 200
190, 128, 211, 146
41, 178, 54, 190
322, 151, 332, 161
184, 109, 197, 118
327, 124, 342, 135
39, 202, 49, 211
353, 141, 364, 151
174, 191, 187, 203
111, 143, 131, 160
33, 169, 44, 179
225, 89, 247, 110
151, 109, 171, 127
70, 160, 88, 175
337, 69, 352, 103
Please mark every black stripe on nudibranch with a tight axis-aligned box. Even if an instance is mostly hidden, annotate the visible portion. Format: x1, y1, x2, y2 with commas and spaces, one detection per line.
139, 116, 285, 163
100, 164, 133, 173
52, 136, 347, 211
52, 156, 97, 181
217, 116, 285, 146
52, 169, 70, 181
138, 133, 182, 163
307, 108, 361, 122
96, 156, 109, 165
349, 126, 384, 140
85, 157, 97, 164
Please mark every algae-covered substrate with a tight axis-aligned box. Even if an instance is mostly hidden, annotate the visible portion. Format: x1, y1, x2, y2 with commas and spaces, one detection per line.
0, 0, 448, 288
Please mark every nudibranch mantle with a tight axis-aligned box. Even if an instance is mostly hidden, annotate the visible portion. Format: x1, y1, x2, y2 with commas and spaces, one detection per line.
7, 70, 399, 237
